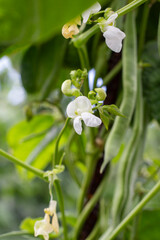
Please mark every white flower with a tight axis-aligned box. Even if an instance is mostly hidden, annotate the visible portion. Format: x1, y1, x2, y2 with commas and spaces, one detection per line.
67, 96, 102, 135
82, 2, 101, 23
99, 13, 126, 53
34, 200, 59, 240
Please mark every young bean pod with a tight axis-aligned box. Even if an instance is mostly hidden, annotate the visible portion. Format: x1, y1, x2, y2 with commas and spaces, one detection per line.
101, 10, 137, 172
111, 69, 143, 226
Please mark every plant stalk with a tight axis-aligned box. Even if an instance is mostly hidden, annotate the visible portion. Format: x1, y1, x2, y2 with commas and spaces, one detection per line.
0, 149, 45, 180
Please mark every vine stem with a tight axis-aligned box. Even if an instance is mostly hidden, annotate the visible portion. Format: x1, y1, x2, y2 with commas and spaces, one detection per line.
53, 118, 70, 166
116, 0, 148, 16
77, 128, 97, 213
102, 60, 122, 86
54, 179, 68, 240
0, 149, 45, 180
0, 231, 29, 238
72, 0, 148, 48
77, 45, 90, 96
100, 179, 160, 240
74, 172, 107, 239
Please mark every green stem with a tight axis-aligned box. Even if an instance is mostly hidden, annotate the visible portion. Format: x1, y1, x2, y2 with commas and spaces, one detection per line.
73, 24, 99, 48
54, 179, 68, 240
72, 0, 148, 48
74, 172, 107, 239
102, 60, 122, 86
0, 231, 29, 238
0, 149, 45, 180
77, 46, 90, 96
77, 128, 98, 213
116, 0, 148, 16
65, 131, 81, 187
100, 179, 160, 240
53, 118, 70, 166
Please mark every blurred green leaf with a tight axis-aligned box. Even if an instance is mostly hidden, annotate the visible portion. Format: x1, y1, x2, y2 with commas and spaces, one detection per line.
7, 115, 54, 147
138, 210, 160, 240
0, 0, 100, 54
98, 107, 109, 130
103, 104, 125, 118
7, 115, 67, 178
20, 218, 41, 234
21, 35, 66, 95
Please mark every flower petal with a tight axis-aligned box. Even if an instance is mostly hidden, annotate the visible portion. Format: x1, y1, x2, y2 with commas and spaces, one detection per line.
52, 213, 59, 234
66, 99, 78, 118
34, 217, 53, 240
82, 2, 101, 23
82, 9, 91, 23
103, 26, 126, 53
106, 13, 118, 25
81, 112, 102, 127
67, 96, 92, 118
73, 116, 82, 135
75, 96, 92, 115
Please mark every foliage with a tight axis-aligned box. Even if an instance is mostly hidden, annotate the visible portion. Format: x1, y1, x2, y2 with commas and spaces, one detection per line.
0, 0, 160, 240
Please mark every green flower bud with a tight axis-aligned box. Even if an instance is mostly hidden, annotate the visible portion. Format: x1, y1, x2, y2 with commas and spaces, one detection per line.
70, 69, 87, 89
61, 79, 81, 97
72, 88, 81, 97
90, 99, 98, 105
95, 88, 107, 101
61, 80, 73, 96
104, 8, 113, 19
88, 90, 96, 100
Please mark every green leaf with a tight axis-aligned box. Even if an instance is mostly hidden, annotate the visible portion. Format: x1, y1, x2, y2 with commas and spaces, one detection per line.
138, 210, 160, 240
21, 35, 66, 95
20, 218, 41, 234
103, 104, 126, 118
0, 0, 100, 53
7, 115, 60, 178
98, 107, 110, 130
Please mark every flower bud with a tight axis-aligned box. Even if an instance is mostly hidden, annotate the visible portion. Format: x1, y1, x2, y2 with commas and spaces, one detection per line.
72, 88, 81, 97
95, 88, 107, 101
104, 8, 114, 19
70, 69, 87, 89
88, 90, 96, 99
61, 80, 72, 96
62, 16, 81, 39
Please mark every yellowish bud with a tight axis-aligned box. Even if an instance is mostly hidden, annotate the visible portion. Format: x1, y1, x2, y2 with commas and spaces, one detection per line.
62, 16, 81, 39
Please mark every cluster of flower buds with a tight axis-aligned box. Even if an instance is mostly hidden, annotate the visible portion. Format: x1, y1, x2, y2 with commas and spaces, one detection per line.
61, 69, 87, 97
61, 69, 107, 135
88, 88, 107, 104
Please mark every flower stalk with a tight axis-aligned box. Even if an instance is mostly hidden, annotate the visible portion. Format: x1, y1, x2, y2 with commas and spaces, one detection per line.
72, 0, 148, 48
0, 149, 45, 181
53, 118, 70, 166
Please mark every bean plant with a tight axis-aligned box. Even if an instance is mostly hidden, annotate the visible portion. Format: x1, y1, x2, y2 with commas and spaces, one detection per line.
0, 0, 160, 239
